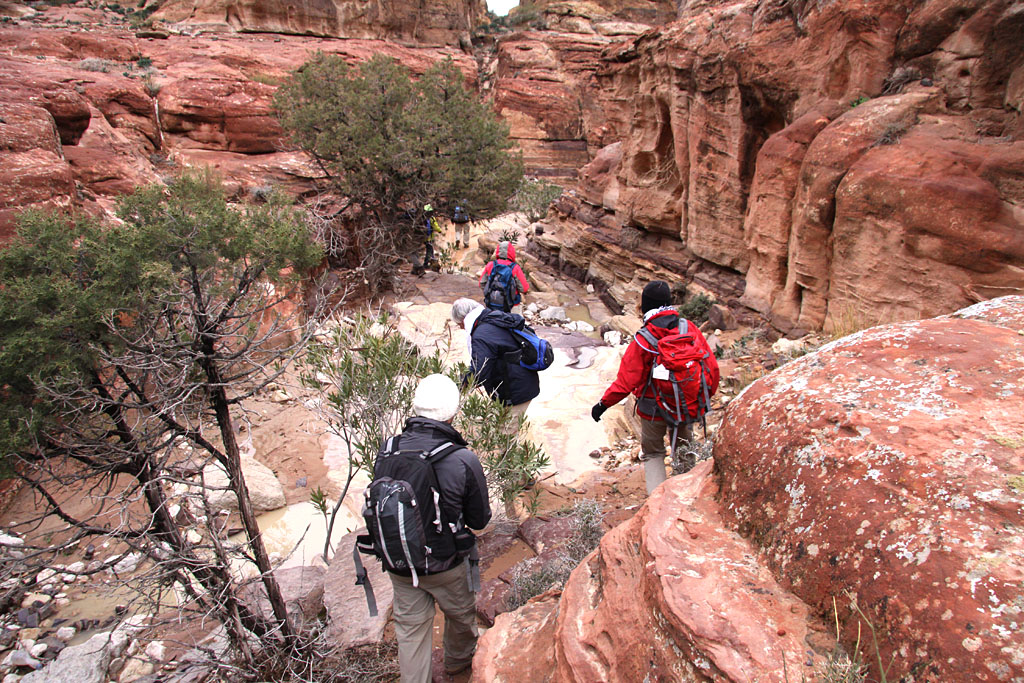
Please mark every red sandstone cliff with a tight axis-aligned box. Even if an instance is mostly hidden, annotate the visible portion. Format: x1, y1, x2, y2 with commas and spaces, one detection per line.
474, 295, 1024, 681
529, 0, 1024, 332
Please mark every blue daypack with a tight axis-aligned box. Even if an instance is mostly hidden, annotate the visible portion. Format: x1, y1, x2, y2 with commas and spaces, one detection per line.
484, 261, 519, 312
511, 325, 554, 371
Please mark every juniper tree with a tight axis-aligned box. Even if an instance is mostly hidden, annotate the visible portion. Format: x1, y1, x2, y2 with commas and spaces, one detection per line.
0, 171, 328, 670
274, 53, 524, 287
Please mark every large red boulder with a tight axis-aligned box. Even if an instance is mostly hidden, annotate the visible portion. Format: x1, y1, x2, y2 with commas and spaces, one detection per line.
716, 295, 1024, 681
473, 461, 827, 681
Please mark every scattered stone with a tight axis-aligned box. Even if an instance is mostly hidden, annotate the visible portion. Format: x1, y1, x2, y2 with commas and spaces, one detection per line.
539, 306, 568, 322
771, 338, 806, 356
16, 609, 40, 628
3, 649, 41, 669
706, 303, 737, 331
589, 449, 603, 459
603, 330, 622, 346
34, 569, 57, 586
55, 627, 75, 642
110, 553, 142, 576
143, 641, 166, 662
0, 534, 23, 547
29, 642, 47, 658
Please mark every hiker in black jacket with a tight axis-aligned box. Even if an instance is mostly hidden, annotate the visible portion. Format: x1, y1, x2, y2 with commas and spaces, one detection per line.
386, 374, 491, 681
451, 297, 540, 419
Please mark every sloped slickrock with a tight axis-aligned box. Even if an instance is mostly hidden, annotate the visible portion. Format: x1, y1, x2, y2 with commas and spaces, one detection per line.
474, 460, 825, 680
22, 630, 130, 683
324, 531, 393, 649
716, 296, 1024, 681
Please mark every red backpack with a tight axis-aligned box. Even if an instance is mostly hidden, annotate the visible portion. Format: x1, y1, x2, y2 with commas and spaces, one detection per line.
636, 319, 720, 436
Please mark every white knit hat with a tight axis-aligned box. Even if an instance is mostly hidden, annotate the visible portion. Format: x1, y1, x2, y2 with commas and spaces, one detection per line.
412, 374, 461, 422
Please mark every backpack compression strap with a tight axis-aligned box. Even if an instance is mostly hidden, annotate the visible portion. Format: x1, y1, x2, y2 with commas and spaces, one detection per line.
352, 542, 378, 617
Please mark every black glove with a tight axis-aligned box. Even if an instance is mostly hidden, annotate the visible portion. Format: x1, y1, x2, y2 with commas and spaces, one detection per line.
591, 402, 607, 422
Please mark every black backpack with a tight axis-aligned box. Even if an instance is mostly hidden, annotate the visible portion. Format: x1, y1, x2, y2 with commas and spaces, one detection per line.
452, 206, 470, 223
353, 437, 480, 616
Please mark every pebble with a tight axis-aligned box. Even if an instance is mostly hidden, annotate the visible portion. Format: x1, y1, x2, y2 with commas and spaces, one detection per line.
29, 642, 47, 658
20, 593, 51, 609
3, 649, 40, 669
55, 626, 76, 642
0, 534, 23, 547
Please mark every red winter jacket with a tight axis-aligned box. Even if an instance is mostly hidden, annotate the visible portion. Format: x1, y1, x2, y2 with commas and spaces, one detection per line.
600, 308, 719, 420
478, 243, 529, 295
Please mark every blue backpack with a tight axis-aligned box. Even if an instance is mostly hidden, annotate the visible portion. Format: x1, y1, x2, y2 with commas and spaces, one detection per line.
511, 324, 554, 371
484, 261, 519, 312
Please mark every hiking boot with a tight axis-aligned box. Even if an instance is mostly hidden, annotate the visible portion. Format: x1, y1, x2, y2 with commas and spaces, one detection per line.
445, 662, 472, 675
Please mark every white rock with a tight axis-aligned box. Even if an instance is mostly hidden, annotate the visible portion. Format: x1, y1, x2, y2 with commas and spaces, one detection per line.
0, 534, 23, 547
65, 561, 84, 574
571, 320, 594, 333
4, 673, 23, 682
185, 529, 202, 545
29, 643, 47, 659
143, 641, 166, 662
34, 569, 57, 586
586, 284, 595, 293
19, 638, 35, 651
54, 597, 71, 609
199, 456, 286, 513
525, 303, 540, 315
603, 330, 623, 346
3, 650, 40, 669
55, 627, 76, 642
540, 306, 568, 322
110, 553, 142, 576
771, 337, 806, 356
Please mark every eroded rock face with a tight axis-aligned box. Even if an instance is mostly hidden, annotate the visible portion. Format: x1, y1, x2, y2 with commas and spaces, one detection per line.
153, 0, 486, 47
534, 0, 1023, 328
716, 295, 1024, 681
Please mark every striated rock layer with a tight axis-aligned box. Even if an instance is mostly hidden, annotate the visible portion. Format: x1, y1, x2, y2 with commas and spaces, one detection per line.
0, 21, 474, 236
532, 0, 1024, 330
716, 295, 1024, 680
154, 0, 486, 48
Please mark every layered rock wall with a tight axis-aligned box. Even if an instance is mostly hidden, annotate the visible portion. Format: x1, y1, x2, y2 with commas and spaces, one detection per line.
534, 0, 1024, 330
154, 0, 486, 47
0, 20, 474, 236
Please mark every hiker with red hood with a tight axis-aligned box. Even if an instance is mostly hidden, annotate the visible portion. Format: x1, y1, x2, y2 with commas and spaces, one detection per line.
591, 281, 720, 495
479, 241, 529, 312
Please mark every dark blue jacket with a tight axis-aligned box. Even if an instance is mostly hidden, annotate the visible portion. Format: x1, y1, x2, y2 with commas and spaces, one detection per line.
470, 310, 541, 406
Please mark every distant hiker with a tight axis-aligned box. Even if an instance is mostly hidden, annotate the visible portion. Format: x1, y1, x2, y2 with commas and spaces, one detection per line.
413, 204, 440, 276
451, 298, 543, 421
356, 374, 491, 682
452, 204, 471, 249
479, 241, 529, 312
590, 281, 720, 494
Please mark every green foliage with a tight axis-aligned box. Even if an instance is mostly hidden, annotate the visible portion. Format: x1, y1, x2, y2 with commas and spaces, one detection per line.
0, 169, 321, 471
511, 177, 562, 222
301, 313, 445, 478
507, 2, 547, 29
135, 55, 152, 69
499, 227, 521, 244
678, 293, 714, 324
454, 378, 550, 505
275, 53, 523, 226
850, 95, 870, 107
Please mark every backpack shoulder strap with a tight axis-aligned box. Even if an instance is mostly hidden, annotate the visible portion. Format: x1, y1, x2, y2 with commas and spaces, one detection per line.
636, 326, 659, 354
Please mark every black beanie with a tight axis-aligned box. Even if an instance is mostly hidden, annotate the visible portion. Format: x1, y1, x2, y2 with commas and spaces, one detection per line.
641, 280, 672, 314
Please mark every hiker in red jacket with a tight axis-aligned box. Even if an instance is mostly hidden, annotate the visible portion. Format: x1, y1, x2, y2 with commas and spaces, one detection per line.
479, 241, 529, 312
591, 281, 720, 494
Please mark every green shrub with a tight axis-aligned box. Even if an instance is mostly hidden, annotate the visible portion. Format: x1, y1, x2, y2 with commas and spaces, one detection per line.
678, 293, 714, 324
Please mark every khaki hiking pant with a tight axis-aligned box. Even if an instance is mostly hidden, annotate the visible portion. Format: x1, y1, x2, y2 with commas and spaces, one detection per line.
389, 560, 478, 683
640, 419, 693, 495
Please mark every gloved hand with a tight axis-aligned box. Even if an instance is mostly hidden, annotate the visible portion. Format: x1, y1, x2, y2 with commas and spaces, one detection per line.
591, 402, 607, 422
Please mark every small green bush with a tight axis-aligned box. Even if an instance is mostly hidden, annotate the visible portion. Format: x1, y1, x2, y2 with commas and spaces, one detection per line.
678, 293, 714, 324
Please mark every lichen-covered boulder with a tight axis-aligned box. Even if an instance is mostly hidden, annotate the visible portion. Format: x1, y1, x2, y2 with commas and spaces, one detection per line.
716, 295, 1024, 681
